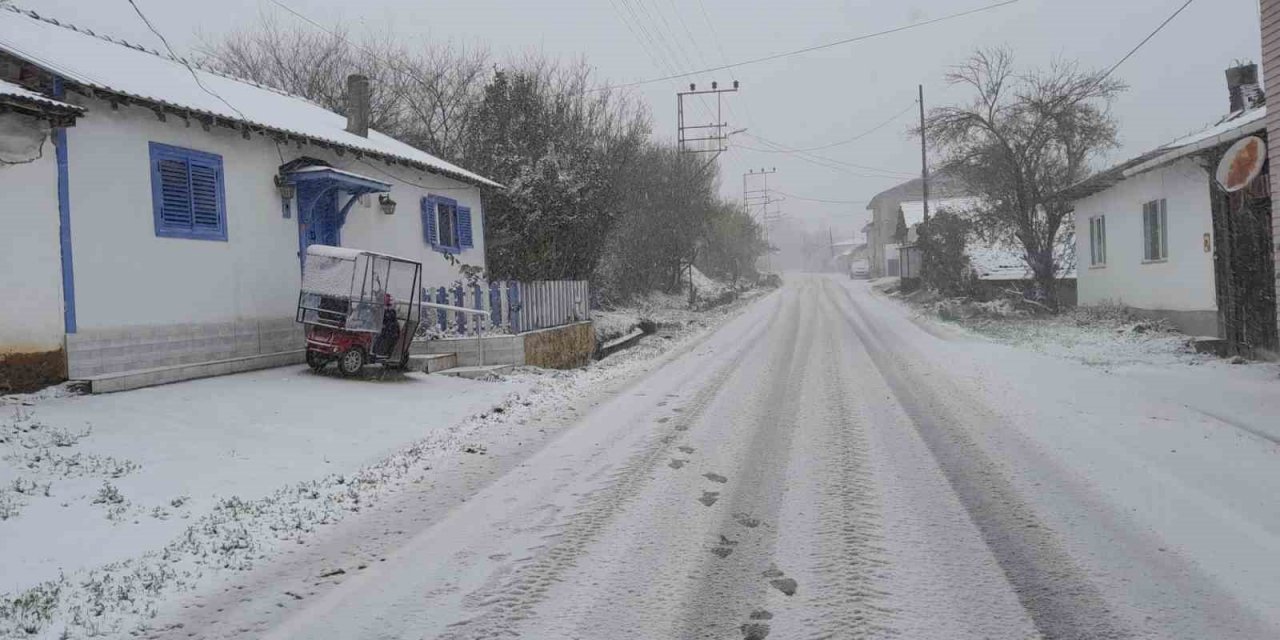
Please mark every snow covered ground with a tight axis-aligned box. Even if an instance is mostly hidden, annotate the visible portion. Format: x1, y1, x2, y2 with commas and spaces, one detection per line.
0, 287, 767, 638
140, 274, 1275, 640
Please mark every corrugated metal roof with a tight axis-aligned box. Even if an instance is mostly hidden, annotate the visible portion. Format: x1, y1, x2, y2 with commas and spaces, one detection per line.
0, 6, 500, 188
0, 78, 82, 112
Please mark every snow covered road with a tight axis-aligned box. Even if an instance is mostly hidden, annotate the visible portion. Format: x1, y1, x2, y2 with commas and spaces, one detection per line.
170, 275, 1280, 639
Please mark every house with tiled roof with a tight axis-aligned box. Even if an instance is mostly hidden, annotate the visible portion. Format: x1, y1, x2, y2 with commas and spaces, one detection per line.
0, 6, 498, 391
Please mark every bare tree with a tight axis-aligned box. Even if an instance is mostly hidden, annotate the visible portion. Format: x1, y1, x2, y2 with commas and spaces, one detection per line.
923, 48, 1124, 306
198, 16, 488, 162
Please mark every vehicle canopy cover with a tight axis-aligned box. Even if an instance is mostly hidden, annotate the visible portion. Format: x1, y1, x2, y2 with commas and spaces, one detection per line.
302, 246, 366, 298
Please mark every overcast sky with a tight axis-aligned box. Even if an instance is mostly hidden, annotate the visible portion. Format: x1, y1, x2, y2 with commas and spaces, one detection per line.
26, 0, 1263, 240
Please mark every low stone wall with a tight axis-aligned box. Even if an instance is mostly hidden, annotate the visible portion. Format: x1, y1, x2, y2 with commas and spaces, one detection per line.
413, 321, 595, 370
0, 348, 67, 394
523, 321, 594, 369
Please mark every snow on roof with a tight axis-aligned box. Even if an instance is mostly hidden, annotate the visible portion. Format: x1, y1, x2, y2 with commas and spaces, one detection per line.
0, 7, 500, 188
0, 78, 82, 112
967, 241, 1076, 281
1062, 107, 1267, 201
305, 243, 417, 264
899, 197, 982, 227
305, 245, 366, 261
1122, 106, 1267, 178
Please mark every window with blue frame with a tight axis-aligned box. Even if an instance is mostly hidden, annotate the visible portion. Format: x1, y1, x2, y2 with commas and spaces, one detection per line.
149, 142, 227, 241
422, 194, 473, 253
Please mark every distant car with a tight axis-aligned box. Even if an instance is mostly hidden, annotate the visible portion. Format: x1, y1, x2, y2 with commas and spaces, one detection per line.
849, 259, 870, 279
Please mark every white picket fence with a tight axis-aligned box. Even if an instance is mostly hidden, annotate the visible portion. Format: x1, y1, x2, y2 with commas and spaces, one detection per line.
419, 280, 590, 336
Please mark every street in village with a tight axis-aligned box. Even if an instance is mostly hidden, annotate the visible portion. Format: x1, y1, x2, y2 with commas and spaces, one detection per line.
120, 276, 1278, 640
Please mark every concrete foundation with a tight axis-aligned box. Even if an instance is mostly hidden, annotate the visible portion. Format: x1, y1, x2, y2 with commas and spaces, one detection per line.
413, 321, 595, 370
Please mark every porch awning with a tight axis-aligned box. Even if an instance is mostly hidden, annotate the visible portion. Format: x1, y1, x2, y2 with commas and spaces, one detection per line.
284, 166, 391, 193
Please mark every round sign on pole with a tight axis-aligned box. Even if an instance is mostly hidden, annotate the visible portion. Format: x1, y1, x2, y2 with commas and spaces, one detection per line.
1215, 135, 1267, 192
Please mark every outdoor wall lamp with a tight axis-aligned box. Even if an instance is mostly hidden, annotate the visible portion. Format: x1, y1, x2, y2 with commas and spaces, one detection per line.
379, 194, 397, 215
274, 175, 296, 219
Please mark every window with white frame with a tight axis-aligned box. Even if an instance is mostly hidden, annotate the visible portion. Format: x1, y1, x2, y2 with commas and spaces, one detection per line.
1142, 199, 1168, 261
1089, 215, 1106, 266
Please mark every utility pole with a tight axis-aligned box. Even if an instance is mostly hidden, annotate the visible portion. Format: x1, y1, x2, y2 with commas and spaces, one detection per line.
744, 168, 780, 273
829, 227, 836, 272
919, 84, 930, 221
678, 81, 739, 163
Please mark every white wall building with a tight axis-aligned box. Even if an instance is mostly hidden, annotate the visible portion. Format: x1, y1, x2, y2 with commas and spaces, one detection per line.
1065, 106, 1268, 337
0, 7, 499, 390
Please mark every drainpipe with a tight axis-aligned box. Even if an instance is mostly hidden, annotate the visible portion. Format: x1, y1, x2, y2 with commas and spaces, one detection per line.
52, 77, 76, 334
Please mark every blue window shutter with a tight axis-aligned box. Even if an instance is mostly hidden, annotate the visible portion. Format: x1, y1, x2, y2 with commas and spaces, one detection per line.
149, 142, 226, 241
188, 160, 222, 231
155, 157, 193, 229
457, 205, 473, 249
421, 196, 437, 248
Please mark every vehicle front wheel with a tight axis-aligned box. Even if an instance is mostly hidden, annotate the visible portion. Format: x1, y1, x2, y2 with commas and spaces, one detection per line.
337, 348, 365, 377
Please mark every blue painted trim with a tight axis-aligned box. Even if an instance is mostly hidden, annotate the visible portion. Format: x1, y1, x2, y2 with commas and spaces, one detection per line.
53, 78, 76, 334
148, 142, 228, 241
426, 193, 463, 254
284, 168, 391, 192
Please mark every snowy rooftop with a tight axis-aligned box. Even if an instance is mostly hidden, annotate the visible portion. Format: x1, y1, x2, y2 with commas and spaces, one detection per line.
968, 241, 1077, 281
1061, 106, 1267, 201
899, 197, 982, 227
0, 6, 500, 188
0, 78, 82, 112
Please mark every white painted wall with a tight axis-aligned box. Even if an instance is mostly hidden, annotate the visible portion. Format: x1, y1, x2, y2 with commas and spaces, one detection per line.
62, 96, 486, 332
0, 113, 64, 354
1074, 158, 1216, 312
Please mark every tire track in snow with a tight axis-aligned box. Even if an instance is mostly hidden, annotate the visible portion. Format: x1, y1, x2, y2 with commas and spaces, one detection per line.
437, 293, 788, 639
826, 278, 1131, 640
789, 293, 898, 639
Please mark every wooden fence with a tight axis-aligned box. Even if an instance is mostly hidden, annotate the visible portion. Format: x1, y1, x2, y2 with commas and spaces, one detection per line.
420, 280, 590, 335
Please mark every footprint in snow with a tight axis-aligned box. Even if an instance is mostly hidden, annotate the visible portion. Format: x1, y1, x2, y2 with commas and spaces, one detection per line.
749, 609, 773, 620
769, 578, 798, 596
678, 446, 695, 454
741, 623, 771, 639
703, 472, 728, 484
711, 534, 739, 558
669, 459, 688, 469
698, 491, 720, 507
657, 417, 671, 424
733, 513, 761, 528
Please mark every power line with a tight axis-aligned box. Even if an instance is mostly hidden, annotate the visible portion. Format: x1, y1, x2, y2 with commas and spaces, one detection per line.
594, 0, 1021, 91
122, 0, 249, 123
741, 133, 917, 177
742, 101, 916, 154
773, 190, 868, 205
1100, 0, 1195, 82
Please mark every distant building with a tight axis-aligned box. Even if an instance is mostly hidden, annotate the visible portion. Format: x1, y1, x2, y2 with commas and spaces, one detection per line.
864, 172, 965, 278
1062, 64, 1275, 349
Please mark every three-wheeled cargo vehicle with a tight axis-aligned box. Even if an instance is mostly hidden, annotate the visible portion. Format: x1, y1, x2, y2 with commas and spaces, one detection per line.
296, 245, 422, 376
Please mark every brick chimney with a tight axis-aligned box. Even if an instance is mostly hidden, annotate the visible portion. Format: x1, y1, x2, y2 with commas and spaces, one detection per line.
1225, 63, 1263, 113
344, 74, 370, 137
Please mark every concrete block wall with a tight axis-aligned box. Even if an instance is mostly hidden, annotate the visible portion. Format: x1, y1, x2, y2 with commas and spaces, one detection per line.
415, 334, 524, 367
412, 321, 594, 370
67, 317, 303, 378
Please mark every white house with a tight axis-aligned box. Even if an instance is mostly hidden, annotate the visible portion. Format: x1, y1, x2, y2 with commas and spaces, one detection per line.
1064, 102, 1267, 338
0, 7, 500, 391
